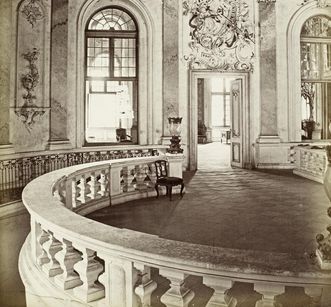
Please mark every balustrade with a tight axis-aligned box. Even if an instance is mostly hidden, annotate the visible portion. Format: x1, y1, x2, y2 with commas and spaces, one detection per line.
19, 154, 331, 307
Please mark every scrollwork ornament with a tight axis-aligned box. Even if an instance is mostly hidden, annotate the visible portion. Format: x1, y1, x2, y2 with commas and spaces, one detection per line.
15, 48, 45, 131
21, 0, 44, 27
183, 0, 255, 71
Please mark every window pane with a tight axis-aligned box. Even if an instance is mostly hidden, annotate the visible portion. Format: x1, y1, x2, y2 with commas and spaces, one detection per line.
211, 78, 223, 92
86, 81, 137, 143
88, 8, 136, 31
87, 38, 109, 77
301, 43, 320, 79
212, 94, 224, 126
114, 38, 136, 77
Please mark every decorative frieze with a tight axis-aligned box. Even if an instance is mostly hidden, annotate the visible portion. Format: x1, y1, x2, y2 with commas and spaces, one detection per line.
183, 0, 255, 71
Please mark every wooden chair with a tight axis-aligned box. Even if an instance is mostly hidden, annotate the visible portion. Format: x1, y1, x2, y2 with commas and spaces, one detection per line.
154, 160, 184, 201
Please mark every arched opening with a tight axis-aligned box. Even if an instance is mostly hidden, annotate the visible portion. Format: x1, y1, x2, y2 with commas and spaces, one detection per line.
287, 3, 331, 142
300, 15, 331, 140
84, 7, 138, 144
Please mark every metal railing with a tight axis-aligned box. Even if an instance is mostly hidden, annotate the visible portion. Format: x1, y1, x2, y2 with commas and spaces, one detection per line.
0, 148, 160, 204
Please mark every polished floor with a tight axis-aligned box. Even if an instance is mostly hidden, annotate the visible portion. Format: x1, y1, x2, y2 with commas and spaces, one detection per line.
88, 142, 330, 257
1, 142, 330, 307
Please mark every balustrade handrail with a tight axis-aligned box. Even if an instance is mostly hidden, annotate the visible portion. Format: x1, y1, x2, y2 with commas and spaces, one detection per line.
0, 145, 164, 204
20, 155, 331, 306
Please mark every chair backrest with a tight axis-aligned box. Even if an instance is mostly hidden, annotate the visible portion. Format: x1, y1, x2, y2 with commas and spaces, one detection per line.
154, 160, 168, 179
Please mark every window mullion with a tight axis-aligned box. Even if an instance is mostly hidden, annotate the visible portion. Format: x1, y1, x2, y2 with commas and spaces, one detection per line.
109, 38, 114, 77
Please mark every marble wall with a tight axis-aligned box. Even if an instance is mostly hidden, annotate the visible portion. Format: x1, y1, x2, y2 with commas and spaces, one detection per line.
50, 0, 68, 142
259, 0, 278, 137
0, 0, 12, 145
163, 0, 179, 135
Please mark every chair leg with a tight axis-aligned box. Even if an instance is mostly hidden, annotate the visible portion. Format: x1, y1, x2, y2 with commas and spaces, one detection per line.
180, 183, 184, 198
155, 184, 159, 198
169, 186, 172, 201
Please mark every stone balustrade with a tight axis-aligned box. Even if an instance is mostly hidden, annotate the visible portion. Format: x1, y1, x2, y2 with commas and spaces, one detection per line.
19, 155, 331, 307
293, 145, 327, 183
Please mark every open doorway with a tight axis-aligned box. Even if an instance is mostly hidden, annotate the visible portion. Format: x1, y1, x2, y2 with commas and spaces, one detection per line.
189, 71, 250, 171
197, 77, 235, 170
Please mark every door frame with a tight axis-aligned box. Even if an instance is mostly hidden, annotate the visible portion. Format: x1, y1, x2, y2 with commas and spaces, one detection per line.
189, 70, 251, 171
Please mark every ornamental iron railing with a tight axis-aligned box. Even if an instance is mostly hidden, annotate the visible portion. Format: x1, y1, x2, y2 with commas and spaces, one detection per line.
0, 148, 159, 204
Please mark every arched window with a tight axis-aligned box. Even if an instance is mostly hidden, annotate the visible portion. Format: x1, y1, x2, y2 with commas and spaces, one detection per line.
85, 7, 138, 144
300, 15, 331, 140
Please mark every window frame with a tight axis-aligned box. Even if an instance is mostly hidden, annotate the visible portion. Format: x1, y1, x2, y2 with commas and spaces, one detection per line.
84, 6, 139, 146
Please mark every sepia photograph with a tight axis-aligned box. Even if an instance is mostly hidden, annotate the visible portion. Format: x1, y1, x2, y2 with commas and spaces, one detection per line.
0, 0, 331, 306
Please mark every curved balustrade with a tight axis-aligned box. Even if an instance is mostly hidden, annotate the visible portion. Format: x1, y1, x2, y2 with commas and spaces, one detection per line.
19, 155, 331, 307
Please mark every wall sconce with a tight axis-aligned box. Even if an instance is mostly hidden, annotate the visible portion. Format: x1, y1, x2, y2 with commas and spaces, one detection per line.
167, 117, 183, 154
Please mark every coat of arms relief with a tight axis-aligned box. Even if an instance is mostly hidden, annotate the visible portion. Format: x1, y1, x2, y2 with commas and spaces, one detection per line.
183, 0, 255, 71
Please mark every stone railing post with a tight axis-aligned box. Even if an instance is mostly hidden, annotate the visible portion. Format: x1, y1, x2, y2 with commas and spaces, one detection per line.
54, 237, 82, 290
304, 287, 323, 307
159, 269, 194, 307
203, 277, 233, 307
72, 246, 105, 302
111, 164, 122, 196
166, 154, 184, 178
134, 263, 157, 307
254, 283, 284, 307
42, 232, 63, 277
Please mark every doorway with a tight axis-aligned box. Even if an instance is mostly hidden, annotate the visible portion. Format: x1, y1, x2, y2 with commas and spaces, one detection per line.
189, 71, 250, 171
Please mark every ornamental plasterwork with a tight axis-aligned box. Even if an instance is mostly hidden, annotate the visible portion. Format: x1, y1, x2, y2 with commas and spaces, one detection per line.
183, 0, 255, 71
15, 48, 45, 131
301, 0, 329, 7
21, 0, 44, 27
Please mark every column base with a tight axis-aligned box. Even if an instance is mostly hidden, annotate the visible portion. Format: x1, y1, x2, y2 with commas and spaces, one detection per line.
0, 144, 15, 156
47, 139, 73, 151
256, 136, 281, 144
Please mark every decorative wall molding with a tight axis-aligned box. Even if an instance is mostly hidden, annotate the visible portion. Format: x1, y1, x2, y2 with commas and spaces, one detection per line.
21, 0, 44, 27
301, 0, 329, 7
15, 48, 46, 131
183, 0, 255, 71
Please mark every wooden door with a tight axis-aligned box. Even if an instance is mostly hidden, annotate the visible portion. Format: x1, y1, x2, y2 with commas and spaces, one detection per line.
230, 79, 243, 168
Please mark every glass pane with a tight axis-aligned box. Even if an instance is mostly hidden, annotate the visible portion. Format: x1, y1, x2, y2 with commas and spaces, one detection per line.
225, 96, 230, 126
301, 43, 320, 79
114, 38, 136, 77
90, 81, 104, 92
88, 8, 136, 31
322, 43, 331, 78
211, 94, 224, 126
86, 81, 137, 143
301, 16, 331, 38
87, 38, 109, 77
211, 78, 223, 92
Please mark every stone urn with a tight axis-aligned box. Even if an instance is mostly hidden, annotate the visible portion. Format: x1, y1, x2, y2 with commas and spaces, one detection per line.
316, 145, 331, 269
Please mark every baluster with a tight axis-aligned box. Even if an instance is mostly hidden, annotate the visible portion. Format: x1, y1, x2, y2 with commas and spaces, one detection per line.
149, 163, 157, 186
42, 232, 63, 277
37, 229, 50, 266
72, 247, 104, 302
88, 171, 98, 200
127, 165, 136, 192
71, 177, 81, 208
203, 277, 233, 307
111, 165, 122, 196
98, 169, 108, 197
254, 283, 284, 307
159, 269, 195, 307
304, 287, 323, 307
77, 174, 89, 204
134, 263, 157, 307
54, 238, 83, 290
135, 164, 147, 190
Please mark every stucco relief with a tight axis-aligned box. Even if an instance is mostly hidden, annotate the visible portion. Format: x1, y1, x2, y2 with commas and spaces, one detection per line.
15, 48, 45, 132
21, 0, 44, 27
183, 0, 255, 71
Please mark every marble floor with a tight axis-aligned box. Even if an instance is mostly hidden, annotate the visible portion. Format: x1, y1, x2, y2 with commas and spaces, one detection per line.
88, 142, 330, 258
1, 142, 330, 307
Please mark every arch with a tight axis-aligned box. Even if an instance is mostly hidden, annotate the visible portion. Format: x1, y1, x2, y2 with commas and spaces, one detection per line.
287, 2, 331, 141
68, 0, 162, 147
